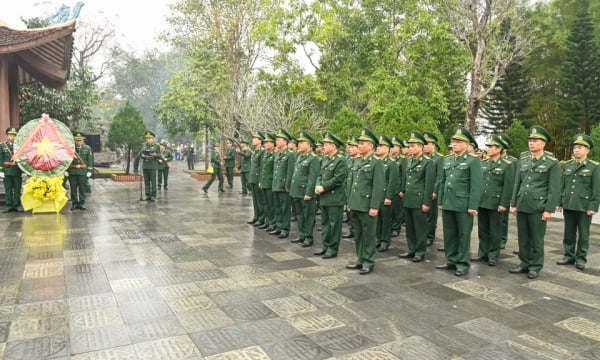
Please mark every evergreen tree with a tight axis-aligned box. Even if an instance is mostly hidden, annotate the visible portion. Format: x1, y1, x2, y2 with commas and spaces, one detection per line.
107, 101, 146, 174
504, 120, 529, 158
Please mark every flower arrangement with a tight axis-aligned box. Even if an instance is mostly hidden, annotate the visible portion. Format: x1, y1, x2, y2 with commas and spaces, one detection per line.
25, 175, 64, 201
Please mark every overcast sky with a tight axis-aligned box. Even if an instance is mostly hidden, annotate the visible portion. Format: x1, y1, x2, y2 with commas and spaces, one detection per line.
2, 0, 173, 53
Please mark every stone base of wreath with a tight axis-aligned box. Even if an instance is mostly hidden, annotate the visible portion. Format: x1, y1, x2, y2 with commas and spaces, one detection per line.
112, 174, 142, 182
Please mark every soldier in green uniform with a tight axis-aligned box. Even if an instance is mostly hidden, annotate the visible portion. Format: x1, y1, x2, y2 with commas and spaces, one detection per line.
270, 129, 295, 238
0, 127, 23, 212
346, 128, 385, 274
184, 143, 195, 170
157, 142, 173, 190
510, 125, 561, 279
314, 131, 348, 259
436, 126, 482, 276
224, 139, 236, 188
237, 140, 252, 195
202, 143, 224, 193
375, 134, 398, 252
290, 132, 320, 246
473, 134, 514, 266
247, 132, 265, 225
498, 135, 518, 250
398, 131, 435, 262
287, 135, 298, 221
342, 136, 360, 239
68, 131, 94, 209
556, 134, 599, 270
136, 131, 161, 201
423, 132, 443, 248
389, 136, 404, 237
259, 133, 276, 230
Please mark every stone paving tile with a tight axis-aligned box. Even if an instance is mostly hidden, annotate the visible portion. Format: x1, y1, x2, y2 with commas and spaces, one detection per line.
0, 164, 599, 358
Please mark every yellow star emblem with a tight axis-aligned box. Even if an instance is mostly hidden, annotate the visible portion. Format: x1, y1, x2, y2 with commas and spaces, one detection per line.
33, 136, 56, 156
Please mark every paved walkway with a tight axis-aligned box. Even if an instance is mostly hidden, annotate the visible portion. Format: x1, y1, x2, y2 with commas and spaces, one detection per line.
0, 161, 599, 359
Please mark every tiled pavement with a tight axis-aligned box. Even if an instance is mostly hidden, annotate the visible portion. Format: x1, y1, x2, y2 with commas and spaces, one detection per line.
0, 162, 599, 359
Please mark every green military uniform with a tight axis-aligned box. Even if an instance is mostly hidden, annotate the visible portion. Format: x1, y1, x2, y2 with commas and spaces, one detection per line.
558, 134, 599, 269
498, 135, 518, 249
238, 141, 252, 195
224, 141, 236, 188
399, 132, 435, 260
389, 136, 404, 236
259, 134, 276, 229
157, 145, 174, 190
343, 136, 360, 238
184, 144, 195, 170
290, 132, 320, 246
138, 131, 161, 201
511, 126, 561, 278
202, 144, 224, 193
347, 128, 385, 273
375, 135, 399, 251
248, 132, 265, 225
271, 129, 295, 238
476, 135, 514, 265
0, 127, 23, 212
69, 131, 94, 209
424, 132, 443, 247
437, 126, 482, 275
315, 132, 348, 257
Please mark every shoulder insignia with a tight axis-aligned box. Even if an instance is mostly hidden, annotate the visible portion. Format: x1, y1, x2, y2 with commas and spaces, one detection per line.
501, 158, 513, 165
589, 160, 599, 165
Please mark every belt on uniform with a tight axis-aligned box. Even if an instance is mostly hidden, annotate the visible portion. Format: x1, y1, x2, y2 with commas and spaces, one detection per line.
69, 164, 87, 169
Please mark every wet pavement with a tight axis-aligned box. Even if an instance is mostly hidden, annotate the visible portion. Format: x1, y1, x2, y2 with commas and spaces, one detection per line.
0, 161, 599, 359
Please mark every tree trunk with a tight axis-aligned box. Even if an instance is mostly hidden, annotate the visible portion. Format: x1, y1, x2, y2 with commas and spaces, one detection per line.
465, 96, 480, 134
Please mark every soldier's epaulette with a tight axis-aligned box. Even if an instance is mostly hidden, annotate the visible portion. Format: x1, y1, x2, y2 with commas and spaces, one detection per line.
468, 153, 480, 158
519, 151, 530, 159
589, 159, 599, 165
501, 158, 513, 165
543, 152, 557, 161
424, 155, 430, 160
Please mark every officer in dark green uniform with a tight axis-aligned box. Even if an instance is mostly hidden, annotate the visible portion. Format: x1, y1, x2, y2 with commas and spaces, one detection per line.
423, 132, 443, 248
259, 133, 276, 230
247, 132, 265, 225
157, 142, 173, 190
202, 143, 224, 193
474, 134, 514, 266
287, 136, 298, 221
270, 129, 295, 238
436, 126, 482, 276
237, 140, 252, 195
375, 134, 398, 252
398, 131, 435, 262
68, 131, 94, 209
389, 136, 404, 237
290, 132, 320, 246
556, 134, 599, 270
137, 131, 161, 201
346, 128, 385, 274
498, 134, 518, 250
224, 139, 236, 188
314, 131, 348, 259
510, 125, 561, 279
342, 136, 360, 239
0, 126, 23, 212
184, 143, 195, 170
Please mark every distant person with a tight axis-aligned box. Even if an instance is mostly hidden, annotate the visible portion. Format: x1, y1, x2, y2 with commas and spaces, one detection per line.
202, 143, 224, 193
0, 126, 23, 212
237, 140, 252, 195
136, 131, 161, 201
68, 131, 94, 209
157, 142, 173, 190
224, 139, 236, 188
185, 143, 195, 170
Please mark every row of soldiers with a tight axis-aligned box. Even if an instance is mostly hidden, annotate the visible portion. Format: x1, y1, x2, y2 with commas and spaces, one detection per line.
243, 124, 599, 278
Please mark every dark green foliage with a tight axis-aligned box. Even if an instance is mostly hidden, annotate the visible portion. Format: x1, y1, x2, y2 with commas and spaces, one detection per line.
106, 101, 146, 174
504, 120, 529, 158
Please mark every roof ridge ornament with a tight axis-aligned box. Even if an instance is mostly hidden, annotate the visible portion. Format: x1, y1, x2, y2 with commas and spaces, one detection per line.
47, 2, 85, 25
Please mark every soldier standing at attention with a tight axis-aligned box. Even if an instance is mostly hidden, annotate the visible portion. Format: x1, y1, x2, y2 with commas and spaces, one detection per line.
270, 129, 295, 238
314, 131, 348, 259
185, 143, 195, 170
498, 135, 518, 250
137, 131, 161, 201
259, 134, 276, 231
0, 127, 23, 212
423, 132, 443, 248
224, 139, 236, 189
287, 136, 298, 221
157, 142, 173, 190
342, 136, 360, 239
556, 134, 599, 270
346, 128, 385, 274
247, 132, 265, 225
436, 126, 482, 276
202, 143, 225, 193
389, 136, 404, 237
69, 132, 94, 209
398, 131, 434, 262
510, 125, 560, 279
375, 134, 398, 252
237, 140, 252, 195
290, 132, 320, 247
473, 134, 514, 266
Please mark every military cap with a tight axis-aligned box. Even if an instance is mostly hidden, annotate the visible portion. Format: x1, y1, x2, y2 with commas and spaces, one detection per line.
378, 134, 392, 147
498, 134, 512, 149
528, 125, 551, 142
226, 138, 233, 144
240, 139, 249, 146
450, 125, 475, 145
315, 139, 324, 147
73, 131, 86, 140
357, 128, 378, 146
346, 136, 359, 146
486, 134, 506, 149
470, 141, 479, 150
252, 131, 265, 140
144, 131, 155, 138
276, 128, 291, 141
212, 143, 220, 148
289, 135, 298, 144
323, 131, 344, 148
264, 133, 276, 143
391, 136, 402, 146
572, 133, 593, 149
401, 139, 410, 147
297, 131, 315, 147
5, 127, 18, 135
423, 132, 438, 145
407, 131, 426, 145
